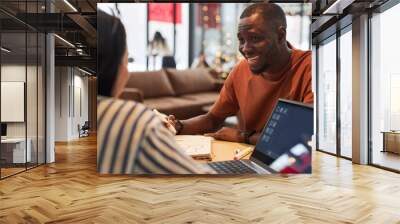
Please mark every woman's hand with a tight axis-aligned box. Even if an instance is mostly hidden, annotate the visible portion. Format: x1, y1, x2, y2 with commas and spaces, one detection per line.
153, 110, 177, 134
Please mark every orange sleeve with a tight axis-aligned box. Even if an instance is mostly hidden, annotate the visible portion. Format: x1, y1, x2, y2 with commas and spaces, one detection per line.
303, 83, 314, 104
302, 63, 314, 104
209, 64, 240, 118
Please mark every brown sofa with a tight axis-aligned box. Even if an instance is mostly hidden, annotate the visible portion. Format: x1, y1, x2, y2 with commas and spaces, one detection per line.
120, 68, 223, 119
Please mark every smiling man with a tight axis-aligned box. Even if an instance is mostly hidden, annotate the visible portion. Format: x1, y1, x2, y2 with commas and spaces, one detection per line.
168, 3, 313, 145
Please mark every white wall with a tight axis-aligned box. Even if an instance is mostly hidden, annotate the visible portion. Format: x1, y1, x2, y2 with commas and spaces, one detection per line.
55, 67, 69, 141
55, 67, 89, 141
72, 74, 89, 138
1, 65, 32, 137
1, 65, 26, 81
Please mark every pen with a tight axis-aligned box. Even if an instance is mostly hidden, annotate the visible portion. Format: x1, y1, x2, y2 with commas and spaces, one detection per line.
233, 147, 253, 160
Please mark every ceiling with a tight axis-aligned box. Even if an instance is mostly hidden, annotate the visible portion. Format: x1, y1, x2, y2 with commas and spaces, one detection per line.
0, 0, 98, 72
311, 0, 391, 44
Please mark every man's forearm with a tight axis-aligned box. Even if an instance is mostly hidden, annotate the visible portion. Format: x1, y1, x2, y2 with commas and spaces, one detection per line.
180, 113, 224, 135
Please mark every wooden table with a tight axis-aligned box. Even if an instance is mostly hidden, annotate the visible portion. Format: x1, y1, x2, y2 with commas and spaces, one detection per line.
194, 139, 254, 162
381, 131, 400, 154
1, 138, 32, 164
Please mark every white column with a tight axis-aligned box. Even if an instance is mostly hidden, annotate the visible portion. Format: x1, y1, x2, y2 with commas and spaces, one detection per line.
46, 33, 55, 163
352, 14, 369, 164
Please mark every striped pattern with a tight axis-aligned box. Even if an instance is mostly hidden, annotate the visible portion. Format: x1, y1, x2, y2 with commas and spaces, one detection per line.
97, 97, 214, 174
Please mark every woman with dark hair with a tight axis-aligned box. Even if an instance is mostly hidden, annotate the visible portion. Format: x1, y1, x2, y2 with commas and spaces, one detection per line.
97, 10, 129, 97
148, 31, 176, 69
97, 10, 213, 174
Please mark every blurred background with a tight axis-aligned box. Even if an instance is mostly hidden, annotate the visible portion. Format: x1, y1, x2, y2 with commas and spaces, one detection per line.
98, 3, 311, 76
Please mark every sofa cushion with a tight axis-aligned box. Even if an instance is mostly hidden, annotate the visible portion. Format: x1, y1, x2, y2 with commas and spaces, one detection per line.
144, 97, 198, 111
126, 70, 175, 99
165, 68, 216, 95
181, 92, 220, 105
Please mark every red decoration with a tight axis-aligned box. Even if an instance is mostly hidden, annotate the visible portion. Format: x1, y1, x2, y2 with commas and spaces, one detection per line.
148, 3, 181, 24
197, 3, 221, 28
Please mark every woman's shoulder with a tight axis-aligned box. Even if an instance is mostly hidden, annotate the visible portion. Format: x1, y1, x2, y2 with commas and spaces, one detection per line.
98, 96, 142, 112
97, 97, 158, 127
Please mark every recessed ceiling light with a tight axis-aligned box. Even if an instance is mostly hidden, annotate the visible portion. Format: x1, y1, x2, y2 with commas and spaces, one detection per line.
323, 0, 353, 15
1, 47, 11, 53
54, 34, 75, 48
63, 0, 78, 12
78, 67, 92, 76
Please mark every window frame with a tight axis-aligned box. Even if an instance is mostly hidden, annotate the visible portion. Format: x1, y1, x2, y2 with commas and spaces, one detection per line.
368, 0, 400, 173
315, 20, 353, 161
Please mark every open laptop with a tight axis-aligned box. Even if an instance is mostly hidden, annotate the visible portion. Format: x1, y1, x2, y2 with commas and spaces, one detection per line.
208, 99, 313, 174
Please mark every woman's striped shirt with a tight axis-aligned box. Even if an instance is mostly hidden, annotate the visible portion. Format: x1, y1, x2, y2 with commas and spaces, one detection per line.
97, 97, 214, 174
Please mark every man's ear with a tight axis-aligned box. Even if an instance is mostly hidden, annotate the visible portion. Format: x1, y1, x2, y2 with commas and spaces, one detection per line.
277, 26, 286, 43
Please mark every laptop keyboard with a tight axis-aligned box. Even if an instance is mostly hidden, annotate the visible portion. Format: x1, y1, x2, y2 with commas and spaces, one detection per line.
208, 160, 258, 174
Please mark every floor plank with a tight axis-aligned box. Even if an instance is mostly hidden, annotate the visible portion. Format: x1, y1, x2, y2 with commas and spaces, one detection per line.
0, 135, 399, 223
372, 150, 400, 171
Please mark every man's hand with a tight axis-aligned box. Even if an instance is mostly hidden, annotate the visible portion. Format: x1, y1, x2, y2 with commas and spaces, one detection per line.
205, 127, 244, 143
162, 113, 226, 135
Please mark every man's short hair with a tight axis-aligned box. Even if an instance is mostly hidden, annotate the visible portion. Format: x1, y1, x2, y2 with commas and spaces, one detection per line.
240, 3, 287, 30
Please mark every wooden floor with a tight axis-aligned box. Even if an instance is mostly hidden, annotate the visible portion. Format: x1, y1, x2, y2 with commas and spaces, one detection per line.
1, 163, 44, 178
372, 150, 400, 171
0, 135, 400, 223
1, 167, 26, 178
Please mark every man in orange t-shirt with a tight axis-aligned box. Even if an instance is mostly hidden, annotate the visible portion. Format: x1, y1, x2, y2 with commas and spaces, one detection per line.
168, 3, 313, 145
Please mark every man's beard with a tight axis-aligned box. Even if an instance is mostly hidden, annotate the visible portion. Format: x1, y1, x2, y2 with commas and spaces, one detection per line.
249, 63, 270, 75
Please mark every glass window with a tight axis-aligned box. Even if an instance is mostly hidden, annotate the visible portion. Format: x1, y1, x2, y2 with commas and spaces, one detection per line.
148, 3, 189, 70
148, 4, 175, 70
1, 30, 28, 178
100, 3, 311, 73
317, 36, 337, 154
98, 3, 148, 71
371, 3, 400, 171
98, 3, 189, 71
175, 4, 189, 69
192, 3, 225, 72
339, 28, 352, 158
0, 1, 46, 179
279, 3, 312, 51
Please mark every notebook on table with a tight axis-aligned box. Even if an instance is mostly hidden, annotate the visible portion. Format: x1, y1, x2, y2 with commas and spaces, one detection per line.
175, 135, 213, 159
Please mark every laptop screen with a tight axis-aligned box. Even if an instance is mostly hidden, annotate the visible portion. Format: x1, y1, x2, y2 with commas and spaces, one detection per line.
251, 99, 313, 166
